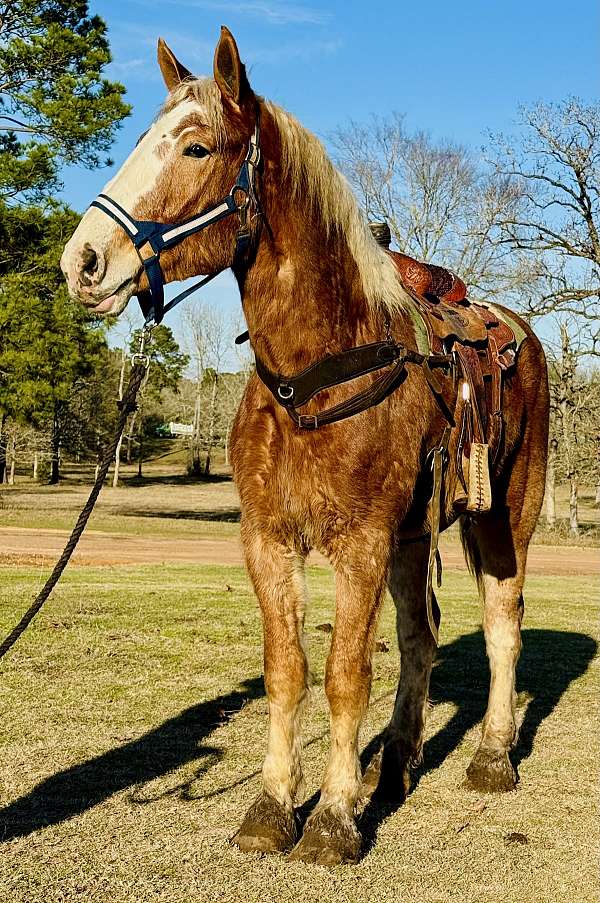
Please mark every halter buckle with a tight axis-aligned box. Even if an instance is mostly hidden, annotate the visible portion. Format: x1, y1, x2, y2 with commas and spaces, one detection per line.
298, 414, 318, 430
137, 240, 157, 262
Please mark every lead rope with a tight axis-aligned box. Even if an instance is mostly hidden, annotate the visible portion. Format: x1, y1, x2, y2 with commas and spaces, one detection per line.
0, 330, 152, 662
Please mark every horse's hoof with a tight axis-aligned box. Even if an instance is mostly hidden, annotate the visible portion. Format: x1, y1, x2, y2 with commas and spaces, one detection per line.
231, 792, 297, 854
466, 748, 517, 793
288, 806, 361, 866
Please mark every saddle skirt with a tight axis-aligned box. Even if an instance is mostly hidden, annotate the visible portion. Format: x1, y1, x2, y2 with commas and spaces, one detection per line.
386, 250, 525, 361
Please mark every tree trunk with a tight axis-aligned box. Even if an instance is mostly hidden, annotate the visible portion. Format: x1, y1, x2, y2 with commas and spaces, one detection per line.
48, 409, 61, 485
569, 478, 579, 535
545, 437, 557, 527
188, 386, 203, 477
126, 407, 138, 464
137, 428, 144, 479
224, 424, 231, 466
595, 477, 600, 507
113, 434, 123, 487
112, 351, 127, 488
8, 434, 15, 485
33, 451, 38, 481
0, 413, 6, 484
204, 375, 218, 475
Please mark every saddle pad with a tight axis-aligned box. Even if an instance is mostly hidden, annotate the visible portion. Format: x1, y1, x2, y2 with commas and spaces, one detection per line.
484, 303, 529, 353
411, 296, 489, 351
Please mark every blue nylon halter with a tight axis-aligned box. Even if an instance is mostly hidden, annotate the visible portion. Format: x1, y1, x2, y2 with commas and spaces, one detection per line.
89, 119, 261, 325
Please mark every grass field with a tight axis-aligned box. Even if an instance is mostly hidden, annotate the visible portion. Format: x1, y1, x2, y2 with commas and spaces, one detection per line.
0, 553, 598, 902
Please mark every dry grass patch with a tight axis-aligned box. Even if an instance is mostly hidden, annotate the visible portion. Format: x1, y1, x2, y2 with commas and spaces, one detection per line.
0, 562, 598, 902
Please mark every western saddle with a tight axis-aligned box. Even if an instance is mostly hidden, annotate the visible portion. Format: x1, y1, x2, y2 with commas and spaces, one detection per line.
369, 222, 526, 516
369, 223, 529, 641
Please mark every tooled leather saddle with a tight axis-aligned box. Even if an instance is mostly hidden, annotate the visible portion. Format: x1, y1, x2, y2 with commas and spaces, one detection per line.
384, 248, 524, 476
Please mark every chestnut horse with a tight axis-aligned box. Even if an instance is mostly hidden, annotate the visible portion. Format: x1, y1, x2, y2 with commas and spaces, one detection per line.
61, 28, 549, 864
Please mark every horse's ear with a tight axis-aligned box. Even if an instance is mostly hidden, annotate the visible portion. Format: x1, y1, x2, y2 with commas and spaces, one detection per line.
157, 38, 192, 92
213, 26, 251, 111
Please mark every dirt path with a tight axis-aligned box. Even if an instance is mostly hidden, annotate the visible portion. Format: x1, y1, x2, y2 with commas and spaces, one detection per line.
0, 526, 597, 575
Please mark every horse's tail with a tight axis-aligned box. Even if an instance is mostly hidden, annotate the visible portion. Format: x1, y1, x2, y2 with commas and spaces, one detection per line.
459, 515, 484, 591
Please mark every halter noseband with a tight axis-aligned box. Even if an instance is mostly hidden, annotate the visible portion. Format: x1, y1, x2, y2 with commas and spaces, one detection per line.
89, 115, 261, 325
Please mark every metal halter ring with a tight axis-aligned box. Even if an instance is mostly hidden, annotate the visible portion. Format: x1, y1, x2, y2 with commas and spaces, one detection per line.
131, 352, 150, 368
277, 384, 294, 401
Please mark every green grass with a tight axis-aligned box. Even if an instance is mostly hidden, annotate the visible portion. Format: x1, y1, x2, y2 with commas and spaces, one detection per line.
0, 562, 598, 902
0, 475, 241, 539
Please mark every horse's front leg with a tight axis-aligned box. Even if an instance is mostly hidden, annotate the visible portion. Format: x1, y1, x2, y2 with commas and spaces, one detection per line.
232, 523, 309, 853
290, 535, 389, 865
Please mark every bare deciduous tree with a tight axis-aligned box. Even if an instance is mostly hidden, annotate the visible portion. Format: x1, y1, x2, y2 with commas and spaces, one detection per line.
332, 114, 526, 300
545, 320, 600, 534
488, 98, 600, 325
182, 301, 230, 476
110, 310, 138, 487
0, 419, 49, 484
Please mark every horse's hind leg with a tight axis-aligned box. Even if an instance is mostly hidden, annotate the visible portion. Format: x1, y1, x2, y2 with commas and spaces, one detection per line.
464, 409, 547, 791
232, 525, 308, 853
371, 542, 436, 799
462, 511, 526, 791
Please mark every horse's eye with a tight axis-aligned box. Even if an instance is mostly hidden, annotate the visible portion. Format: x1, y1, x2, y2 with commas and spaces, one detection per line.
183, 143, 210, 159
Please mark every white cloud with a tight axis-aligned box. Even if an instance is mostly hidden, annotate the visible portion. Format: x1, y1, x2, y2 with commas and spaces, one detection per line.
154, 0, 330, 26
106, 23, 215, 82
249, 37, 341, 65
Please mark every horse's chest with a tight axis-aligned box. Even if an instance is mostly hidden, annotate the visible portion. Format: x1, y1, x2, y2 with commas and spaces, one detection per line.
232, 403, 403, 547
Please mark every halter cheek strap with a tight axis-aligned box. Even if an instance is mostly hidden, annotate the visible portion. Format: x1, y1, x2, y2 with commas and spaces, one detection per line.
89, 118, 261, 325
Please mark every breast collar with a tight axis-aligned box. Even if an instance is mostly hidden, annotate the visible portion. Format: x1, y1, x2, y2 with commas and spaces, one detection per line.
88, 115, 261, 325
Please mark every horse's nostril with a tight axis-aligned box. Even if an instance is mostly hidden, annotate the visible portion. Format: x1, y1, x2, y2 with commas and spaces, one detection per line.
80, 244, 99, 285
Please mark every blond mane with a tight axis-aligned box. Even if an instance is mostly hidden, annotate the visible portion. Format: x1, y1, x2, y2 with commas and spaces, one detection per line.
163, 78, 409, 313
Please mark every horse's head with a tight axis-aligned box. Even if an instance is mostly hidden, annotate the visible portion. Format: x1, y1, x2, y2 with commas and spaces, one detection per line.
61, 27, 258, 318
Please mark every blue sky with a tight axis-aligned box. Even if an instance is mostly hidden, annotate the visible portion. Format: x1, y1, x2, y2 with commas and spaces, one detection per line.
61, 0, 599, 344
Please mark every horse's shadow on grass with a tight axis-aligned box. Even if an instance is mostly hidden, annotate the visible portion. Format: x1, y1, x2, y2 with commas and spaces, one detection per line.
358, 627, 597, 851
0, 677, 264, 843
118, 507, 241, 523
0, 629, 595, 848
122, 473, 232, 487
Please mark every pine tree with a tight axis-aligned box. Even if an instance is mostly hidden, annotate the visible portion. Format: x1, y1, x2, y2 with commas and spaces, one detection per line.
0, 204, 107, 483
0, 1, 129, 481
0, 0, 130, 203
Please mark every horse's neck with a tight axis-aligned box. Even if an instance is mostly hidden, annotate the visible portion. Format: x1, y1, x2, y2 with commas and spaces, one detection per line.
238, 212, 383, 375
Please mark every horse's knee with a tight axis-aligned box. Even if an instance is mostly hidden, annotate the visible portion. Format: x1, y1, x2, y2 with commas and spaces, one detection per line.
264, 649, 307, 704
324, 647, 371, 718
